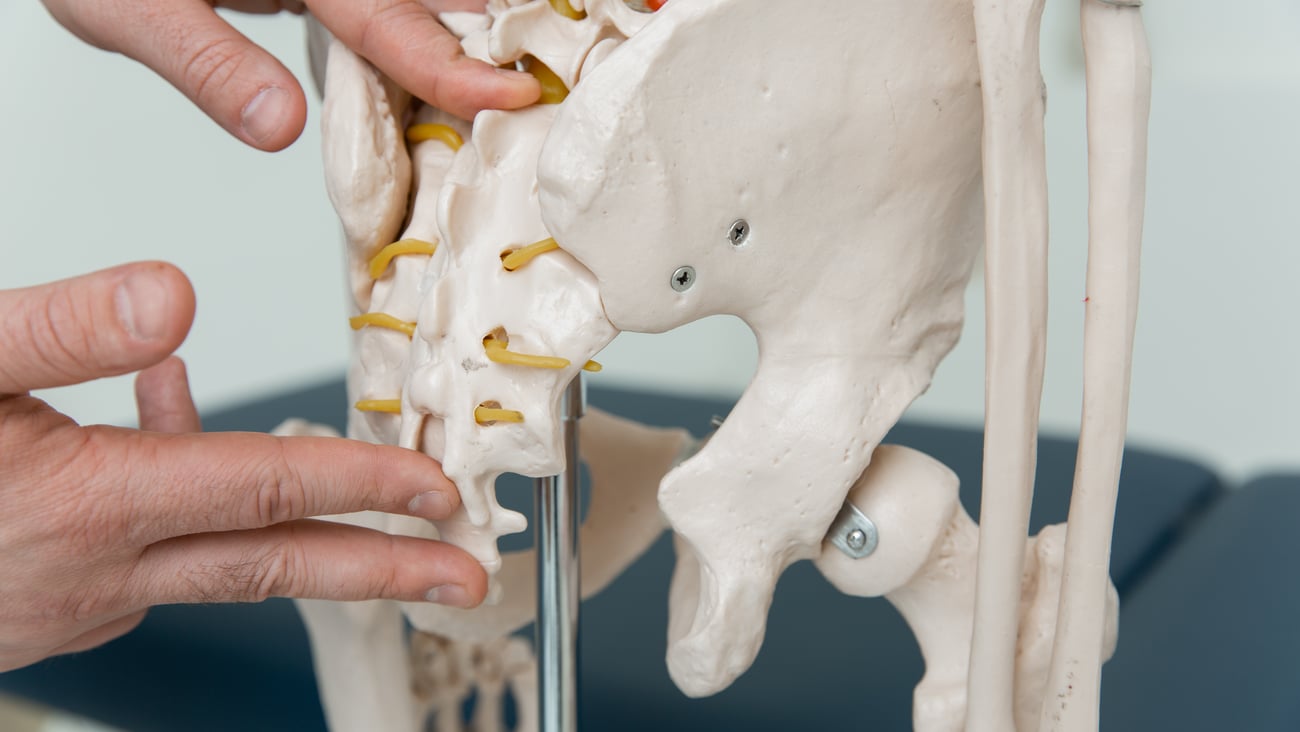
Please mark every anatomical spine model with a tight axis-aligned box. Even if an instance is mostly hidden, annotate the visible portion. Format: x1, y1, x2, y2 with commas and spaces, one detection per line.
286, 0, 1150, 731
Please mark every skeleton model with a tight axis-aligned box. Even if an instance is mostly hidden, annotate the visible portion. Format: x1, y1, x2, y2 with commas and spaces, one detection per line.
277, 0, 1150, 730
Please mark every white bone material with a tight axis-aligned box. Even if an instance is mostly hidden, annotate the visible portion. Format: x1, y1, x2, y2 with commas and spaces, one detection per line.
294, 0, 1151, 728
1038, 3, 1150, 730
324, 2, 636, 576
306, 7, 655, 728
320, 38, 412, 313
398, 408, 687, 642
410, 632, 538, 732
964, 1, 1052, 728
277, 406, 686, 731
538, 0, 984, 697
814, 445, 1118, 732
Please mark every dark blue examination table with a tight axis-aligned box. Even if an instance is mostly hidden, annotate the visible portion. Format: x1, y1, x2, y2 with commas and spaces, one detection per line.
2, 380, 1296, 731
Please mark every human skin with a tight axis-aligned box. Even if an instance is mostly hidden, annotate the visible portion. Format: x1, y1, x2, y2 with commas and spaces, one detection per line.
39, 0, 541, 151
0, 262, 489, 672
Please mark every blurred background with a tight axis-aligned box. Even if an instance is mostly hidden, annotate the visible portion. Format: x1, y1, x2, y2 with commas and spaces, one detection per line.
1, 0, 1296, 481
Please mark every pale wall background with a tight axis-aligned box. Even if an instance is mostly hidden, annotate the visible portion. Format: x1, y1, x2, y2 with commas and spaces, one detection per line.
2, 1, 1296, 481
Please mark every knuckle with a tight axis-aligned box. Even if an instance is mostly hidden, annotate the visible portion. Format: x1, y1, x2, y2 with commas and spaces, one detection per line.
73, 426, 114, 477
9, 285, 93, 384
37, 427, 111, 551
0, 397, 75, 465
349, 443, 390, 512
51, 576, 128, 624
62, 592, 106, 624
365, 537, 405, 599
246, 445, 309, 527
178, 34, 251, 107
0, 406, 103, 552
44, 285, 100, 370
95, 429, 166, 547
193, 541, 301, 603
247, 544, 295, 601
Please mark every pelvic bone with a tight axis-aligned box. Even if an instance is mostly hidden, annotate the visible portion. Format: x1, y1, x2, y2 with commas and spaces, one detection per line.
538, 0, 984, 696
294, 0, 1149, 729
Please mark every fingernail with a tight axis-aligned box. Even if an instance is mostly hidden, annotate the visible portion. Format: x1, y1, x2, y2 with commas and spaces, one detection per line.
426, 584, 472, 608
241, 87, 289, 145
116, 272, 169, 341
408, 491, 452, 518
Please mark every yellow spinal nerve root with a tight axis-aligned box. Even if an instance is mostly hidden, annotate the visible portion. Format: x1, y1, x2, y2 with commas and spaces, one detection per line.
520, 56, 569, 104
349, 313, 416, 338
484, 334, 570, 370
369, 239, 438, 279
501, 237, 559, 271
582, 360, 603, 372
405, 124, 464, 150
548, 0, 586, 20
356, 399, 402, 414
476, 404, 525, 425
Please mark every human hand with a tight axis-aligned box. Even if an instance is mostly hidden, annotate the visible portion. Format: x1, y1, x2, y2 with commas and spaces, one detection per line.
0, 262, 487, 672
40, 0, 540, 151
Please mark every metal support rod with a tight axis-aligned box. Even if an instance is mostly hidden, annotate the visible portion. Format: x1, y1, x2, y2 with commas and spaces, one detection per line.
536, 376, 583, 732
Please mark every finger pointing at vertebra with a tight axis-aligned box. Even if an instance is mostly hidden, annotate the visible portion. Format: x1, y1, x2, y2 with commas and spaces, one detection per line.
134, 519, 487, 606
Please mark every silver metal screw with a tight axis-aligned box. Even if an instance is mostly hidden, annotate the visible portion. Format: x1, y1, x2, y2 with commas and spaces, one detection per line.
846, 528, 868, 551
671, 266, 696, 292
829, 503, 878, 559
728, 219, 750, 246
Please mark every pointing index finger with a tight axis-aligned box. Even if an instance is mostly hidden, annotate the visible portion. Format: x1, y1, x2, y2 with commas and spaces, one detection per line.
89, 428, 461, 545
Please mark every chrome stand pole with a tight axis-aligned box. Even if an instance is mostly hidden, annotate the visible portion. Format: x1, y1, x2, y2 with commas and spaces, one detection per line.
535, 376, 583, 732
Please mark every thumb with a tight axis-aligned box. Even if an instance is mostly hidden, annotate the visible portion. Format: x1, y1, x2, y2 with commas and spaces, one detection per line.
0, 262, 196, 395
